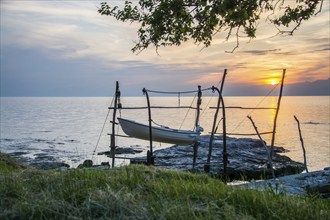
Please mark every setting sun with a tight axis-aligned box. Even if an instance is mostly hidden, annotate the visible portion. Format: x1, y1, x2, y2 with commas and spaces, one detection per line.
270, 79, 278, 85
265, 78, 280, 85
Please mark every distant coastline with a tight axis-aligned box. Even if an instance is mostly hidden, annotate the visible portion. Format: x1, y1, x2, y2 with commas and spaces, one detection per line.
0, 95, 330, 98
1, 78, 329, 97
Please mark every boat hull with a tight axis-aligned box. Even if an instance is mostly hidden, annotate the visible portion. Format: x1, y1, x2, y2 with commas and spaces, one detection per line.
118, 118, 199, 145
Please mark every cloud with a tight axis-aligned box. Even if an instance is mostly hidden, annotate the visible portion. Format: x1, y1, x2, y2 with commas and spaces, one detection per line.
240, 49, 283, 55
1, 1, 139, 62
1, 0, 329, 96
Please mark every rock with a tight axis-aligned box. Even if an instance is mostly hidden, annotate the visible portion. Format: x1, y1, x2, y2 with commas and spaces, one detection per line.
98, 146, 143, 156
78, 159, 93, 168
131, 135, 305, 180
34, 153, 56, 162
101, 162, 110, 166
235, 169, 330, 197
305, 183, 330, 198
9, 151, 29, 157
6, 152, 70, 170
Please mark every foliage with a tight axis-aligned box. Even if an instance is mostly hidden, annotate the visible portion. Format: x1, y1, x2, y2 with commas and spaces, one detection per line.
98, 0, 324, 53
1, 161, 329, 219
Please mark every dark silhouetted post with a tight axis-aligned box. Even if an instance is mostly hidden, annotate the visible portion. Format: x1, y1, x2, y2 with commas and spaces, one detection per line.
220, 94, 228, 179
195, 85, 202, 130
193, 85, 202, 169
294, 115, 309, 173
271, 69, 286, 158
219, 69, 228, 179
205, 69, 227, 173
205, 87, 220, 173
111, 81, 120, 168
143, 88, 154, 165
248, 115, 275, 179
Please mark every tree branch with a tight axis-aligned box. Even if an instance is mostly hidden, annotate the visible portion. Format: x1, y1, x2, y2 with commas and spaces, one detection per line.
225, 26, 240, 53
315, 0, 324, 15
99, 0, 324, 54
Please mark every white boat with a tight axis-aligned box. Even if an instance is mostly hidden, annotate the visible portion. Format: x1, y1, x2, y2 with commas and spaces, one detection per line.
117, 117, 201, 145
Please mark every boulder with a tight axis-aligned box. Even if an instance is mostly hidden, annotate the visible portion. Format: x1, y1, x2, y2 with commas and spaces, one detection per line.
98, 146, 143, 155
78, 159, 93, 168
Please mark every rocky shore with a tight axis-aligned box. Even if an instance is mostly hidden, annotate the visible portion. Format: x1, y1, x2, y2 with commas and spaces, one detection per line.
235, 167, 330, 198
6, 151, 70, 170
6, 135, 306, 180
130, 135, 305, 179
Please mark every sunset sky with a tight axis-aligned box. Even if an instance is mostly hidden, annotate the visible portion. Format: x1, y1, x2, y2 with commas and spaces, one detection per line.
1, 0, 329, 96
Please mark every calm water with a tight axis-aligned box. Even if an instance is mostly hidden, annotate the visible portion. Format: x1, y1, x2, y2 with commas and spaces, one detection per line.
0, 96, 329, 171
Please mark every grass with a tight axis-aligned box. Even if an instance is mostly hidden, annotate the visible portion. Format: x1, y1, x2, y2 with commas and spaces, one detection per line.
0, 152, 27, 172
0, 153, 329, 219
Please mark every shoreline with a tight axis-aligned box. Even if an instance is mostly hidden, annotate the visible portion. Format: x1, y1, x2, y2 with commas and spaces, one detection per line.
1, 152, 329, 199
234, 167, 330, 198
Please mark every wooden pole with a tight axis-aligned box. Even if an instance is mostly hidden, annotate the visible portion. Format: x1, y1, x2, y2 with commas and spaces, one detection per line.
204, 87, 221, 173
205, 69, 227, 173
219, 69, 227, 95
294, 115, 309, 173
143, 88, 154, 165
193, 86, 202, 169
220, 94, 228, 179
247, 116, 276, 179
207, 90, 228, 178
195, 85, 202, 130
219, 69, 228, 178
271, 69, 286, 158
110, 81, 120, 168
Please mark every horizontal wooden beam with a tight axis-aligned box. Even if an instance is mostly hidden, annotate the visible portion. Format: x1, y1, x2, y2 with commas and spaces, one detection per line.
214, 131, 273, 136
108, 106, 199, 110
210, 106, 276, 110
115, 156, 145, 160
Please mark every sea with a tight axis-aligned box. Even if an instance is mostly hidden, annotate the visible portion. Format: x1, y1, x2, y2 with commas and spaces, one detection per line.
0, 96, 329, 171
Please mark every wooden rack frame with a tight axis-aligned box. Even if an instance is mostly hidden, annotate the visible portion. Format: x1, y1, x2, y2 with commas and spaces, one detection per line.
107, 69, 286, 179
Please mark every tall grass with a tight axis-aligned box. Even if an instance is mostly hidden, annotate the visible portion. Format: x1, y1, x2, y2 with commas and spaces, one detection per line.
0, 156, 329, 219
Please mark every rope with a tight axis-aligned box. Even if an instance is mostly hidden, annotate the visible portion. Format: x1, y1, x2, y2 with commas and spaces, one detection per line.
151, 119, 170, 128
201, 77, 223, 118
179, 93, 197, 129
250, 83, 279, 115
115, 118, 120, 148
230, 83, 280, 134
214, 118, 223, 134
216, 77, 222, 88
92, 93, 116, 157
146, 89, 198, 94
201, 93, 214, 118
146, 87, 212, 94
